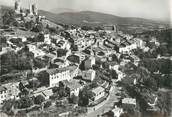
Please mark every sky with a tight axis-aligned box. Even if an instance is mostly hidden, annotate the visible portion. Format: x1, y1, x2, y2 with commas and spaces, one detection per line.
0, 0, 171, 23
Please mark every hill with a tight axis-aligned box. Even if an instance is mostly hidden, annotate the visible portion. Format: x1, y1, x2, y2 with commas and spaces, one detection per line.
38, 10, 162, 26
49, 8, 77, 14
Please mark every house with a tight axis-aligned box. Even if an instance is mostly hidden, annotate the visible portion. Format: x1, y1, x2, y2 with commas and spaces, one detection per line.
0, 86, 7, 104
122, 98, 136, 111
84, 56, 95, 69
119, 43, 137, 54
43, 65, 78, 87
82, 69, 96, 81
33, 87, 53, 100
112, 106, 124, 117
102, 107, 123, 117
104, 25, 117, 33
62, 80, 83, 96
28, 44, 46, 57
108, 61, 119, 71
91, 86, 105, 102
134, 38, 145, 49
3, 82, 20, 100
42, 89, 53, 100
44, 34, 51, 44
116, 71, 126, 81
46, 68, 71, 87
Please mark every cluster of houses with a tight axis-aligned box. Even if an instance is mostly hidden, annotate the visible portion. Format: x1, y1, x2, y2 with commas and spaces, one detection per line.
0, 23, 149, 105
0, 2, 163, 117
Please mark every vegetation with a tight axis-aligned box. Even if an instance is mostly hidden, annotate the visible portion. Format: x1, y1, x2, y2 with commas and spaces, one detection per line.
2, 10, 17, 26
0, 51, 33, 76
34, 95, 45, 105
15, 96, 34, 109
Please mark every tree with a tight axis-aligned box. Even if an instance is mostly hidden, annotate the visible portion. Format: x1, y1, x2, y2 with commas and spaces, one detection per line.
25, 20, 35, 30
16, 97, 33, 109
110, 70, 118, 79
37, 71, 49, 86
34, 95, 45, 105
44, 101, 52, 108
78, 87, 93, 106
2, 10, 16, 26
32, 23, 44, 32
2, 99, 15, 115
19, 82, 25, 92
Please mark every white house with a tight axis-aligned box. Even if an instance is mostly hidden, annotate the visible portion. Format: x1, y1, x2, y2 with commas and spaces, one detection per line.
119, 43, 137, 54
112, 106, 124, 117
44, 34, 51, 44
28, 44, 46, 57
62, 80, 83, 97
0, 86, 7, 104
91, 86, 105, 102
84, 56, 95, 69
46, 68, 71, 87
122, 98, 136, 110
3, 82, 20, 100
82, 69, 96, 81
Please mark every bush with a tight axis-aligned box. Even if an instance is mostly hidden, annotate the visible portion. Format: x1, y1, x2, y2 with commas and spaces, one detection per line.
44, 101, 52, 108
34, 95, 45, 105
16, 97, 34, 109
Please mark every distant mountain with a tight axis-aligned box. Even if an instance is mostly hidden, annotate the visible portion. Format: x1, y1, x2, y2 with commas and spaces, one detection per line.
49, 8, 77, 14
38, 10, 162, 26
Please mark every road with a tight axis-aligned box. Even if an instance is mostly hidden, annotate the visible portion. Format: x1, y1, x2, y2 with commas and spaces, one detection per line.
84, 83, 120, 117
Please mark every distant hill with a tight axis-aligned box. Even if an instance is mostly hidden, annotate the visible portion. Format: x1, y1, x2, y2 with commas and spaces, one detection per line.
38, 10, 162, 26
49, 8, 77, 14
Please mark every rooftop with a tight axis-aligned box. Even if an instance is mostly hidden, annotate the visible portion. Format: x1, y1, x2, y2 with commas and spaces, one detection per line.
46, 65, 78, 75
92, 86, 105, 95
122, 98, 136, 105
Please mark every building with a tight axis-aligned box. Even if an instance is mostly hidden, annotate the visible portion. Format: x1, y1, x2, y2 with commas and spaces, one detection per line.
82, 69, 96, 81
14, 0, 21, 14
32, 4, 38, 15
122, 98, 136, 111
108, 61, 119, 71
46, 68, 71, 87
0, 86, 7, 104
104, 25, 117, 33
119, 43, 137, 54
91, 86, 105, 102
112, 106, 124, 117
33, 87, 53, 100
44, 34, 51, 44
3, 82, 20, 100
102, 107, 123, 117
84, 56, 95, 69
62, 80, 83, 96
28, 44, 46, 57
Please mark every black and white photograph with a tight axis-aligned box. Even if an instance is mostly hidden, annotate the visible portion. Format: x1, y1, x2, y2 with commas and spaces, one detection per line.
0, 0, 172, 117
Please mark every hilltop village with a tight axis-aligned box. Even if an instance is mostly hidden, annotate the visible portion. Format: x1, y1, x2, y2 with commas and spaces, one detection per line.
0, 1, 172, 117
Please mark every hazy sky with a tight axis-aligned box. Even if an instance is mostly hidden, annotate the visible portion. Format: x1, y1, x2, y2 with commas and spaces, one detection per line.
0, 0, 171, 22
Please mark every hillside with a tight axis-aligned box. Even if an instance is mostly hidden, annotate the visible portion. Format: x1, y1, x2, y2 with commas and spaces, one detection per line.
49, 8, 77, 14
38, 10, 162, 26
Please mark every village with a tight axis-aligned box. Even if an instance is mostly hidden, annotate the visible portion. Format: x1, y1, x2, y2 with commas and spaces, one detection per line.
0, 1, 172, 117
